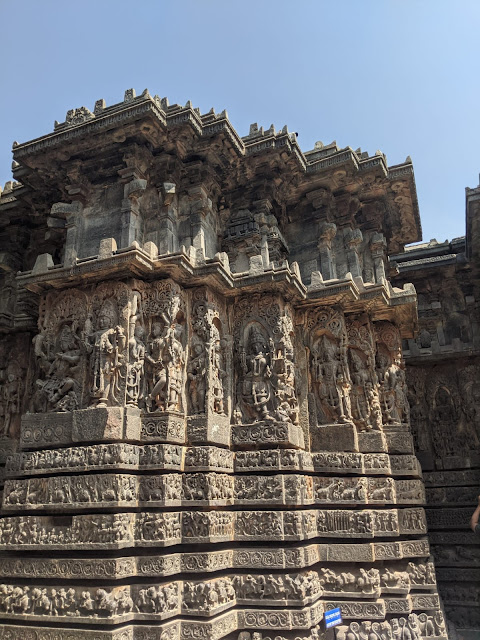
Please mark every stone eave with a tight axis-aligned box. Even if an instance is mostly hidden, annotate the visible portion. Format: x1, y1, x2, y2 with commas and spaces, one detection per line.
404, 344, 480, 364
387, 161, 422, 245
230, 265, 306, 299
15, 246, 242, 295
305, 276, 360, 305
201, 115, 245, 157
16, 248, 154, 294
395, 254, 459, 273
300, 278, 416, 337
306, 147, 359, 175
12, 97, 167, 161
391, 241, 453, 263
358, 155, 389, 177
243, 131, 307, 172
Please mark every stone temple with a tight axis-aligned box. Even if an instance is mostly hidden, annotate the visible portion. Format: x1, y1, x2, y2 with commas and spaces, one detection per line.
0, 87, 476, 640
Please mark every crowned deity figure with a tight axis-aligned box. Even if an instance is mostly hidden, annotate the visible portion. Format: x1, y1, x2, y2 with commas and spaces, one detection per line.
34, 323, 83, 412
86, 301, 126, 407
377, 353, 409, 425
313, 335, 352, 424
1, 362, 23, 435
146, 320, 185, 412
126, 323, 146, 407
187, 340, 207, 414
241, 326, 273, 422
210, 322, 227, 415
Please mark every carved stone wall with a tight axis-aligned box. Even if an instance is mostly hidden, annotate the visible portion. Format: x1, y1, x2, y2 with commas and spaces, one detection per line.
0, 89, 446, 640
391, 180, 480, 640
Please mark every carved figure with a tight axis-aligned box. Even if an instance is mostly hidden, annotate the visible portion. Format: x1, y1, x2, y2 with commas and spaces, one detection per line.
376, 351, 409, 425
126, 323, 145, 407
86, 301, 126, 407
1, 362, 24, 434
146, 320, 184, 412
187, 341, 207, 414
210, 323, 227, 415
241, 326, 273, 422
312, 334, 351, 424
35, 323, 82, 412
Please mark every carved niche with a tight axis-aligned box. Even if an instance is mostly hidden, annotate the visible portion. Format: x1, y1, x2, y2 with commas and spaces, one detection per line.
188, 288, 231, 418
0, 334, 30, 439
407, 363, 480, 464
141, 280, 186, 414
31, 283, 143, 412
86, 283, 130, 408
232, 294, 298, 425
374, 321, 409, 426
32, 289, 89, 412
306, 307, 352, 426
346, 317, 382, 432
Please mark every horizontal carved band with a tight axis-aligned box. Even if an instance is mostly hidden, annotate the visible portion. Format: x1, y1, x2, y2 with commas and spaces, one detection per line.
5, 444, 420, 479
2, 471, 425, 511
0, 508, 427, 550
0, 543, 432, 579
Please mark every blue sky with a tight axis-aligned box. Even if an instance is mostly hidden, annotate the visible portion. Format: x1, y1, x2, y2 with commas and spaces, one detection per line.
1, 0, 478, 245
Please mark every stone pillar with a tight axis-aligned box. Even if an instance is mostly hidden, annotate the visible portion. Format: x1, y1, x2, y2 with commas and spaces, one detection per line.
318, 221, 337, 279
345, 227, 363, 279
50, 201, 83, 267
371, 232, 387, 284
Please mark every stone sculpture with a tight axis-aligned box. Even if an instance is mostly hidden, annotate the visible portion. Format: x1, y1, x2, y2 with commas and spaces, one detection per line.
0, 89, 450, 640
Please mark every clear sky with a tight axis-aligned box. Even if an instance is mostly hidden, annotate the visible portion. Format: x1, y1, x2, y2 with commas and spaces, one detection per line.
0, 0, 478, 245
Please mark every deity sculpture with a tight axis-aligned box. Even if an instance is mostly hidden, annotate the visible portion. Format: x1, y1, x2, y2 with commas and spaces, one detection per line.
85, 301, 126, 407
146, 320, 185, 412
240, 326, 273, 422
187, 340, 207, 414
34, 323, 83, 412
145, 319, 168, 411
0, 362, 23, 436
349, 349, 381, 431
126, 323, 145, 407
210, 322, 227, 415
312, 335, 352, 424
376, 353, 409, 425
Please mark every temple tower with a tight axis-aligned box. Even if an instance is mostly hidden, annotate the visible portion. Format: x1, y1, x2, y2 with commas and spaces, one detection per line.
0, 90, 447, 640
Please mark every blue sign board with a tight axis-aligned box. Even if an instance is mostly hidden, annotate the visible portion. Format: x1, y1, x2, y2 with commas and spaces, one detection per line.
325, 607, 343, 629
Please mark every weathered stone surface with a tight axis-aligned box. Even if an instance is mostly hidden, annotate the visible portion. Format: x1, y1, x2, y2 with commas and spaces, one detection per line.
0, 90, 448, 638
391, 179, 480, 636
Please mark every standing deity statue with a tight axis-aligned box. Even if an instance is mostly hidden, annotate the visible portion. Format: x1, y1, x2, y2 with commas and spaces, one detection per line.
86, 301, 126, 407
187, 340, 207, 414
0, 362, 23, 436
349, 350, 370, 430
349, 349, 382, 431
166, 323, 185, 411
210, 323, 227, 415
241, 326, 273, 422
313, 335, 352, 424
145, 320, 168, 411
146, 320, 185, 412
126, 323, 145, 407
377, 353, 408, 425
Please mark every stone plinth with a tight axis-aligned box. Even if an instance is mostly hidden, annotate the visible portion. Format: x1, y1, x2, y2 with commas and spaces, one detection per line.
232, 421, 305, 450
187, 413, 230, 447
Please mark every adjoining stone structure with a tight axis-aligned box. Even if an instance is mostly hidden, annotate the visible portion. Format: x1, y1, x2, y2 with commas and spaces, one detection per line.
0, 89, 447, 640
391, 180, 480, 639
